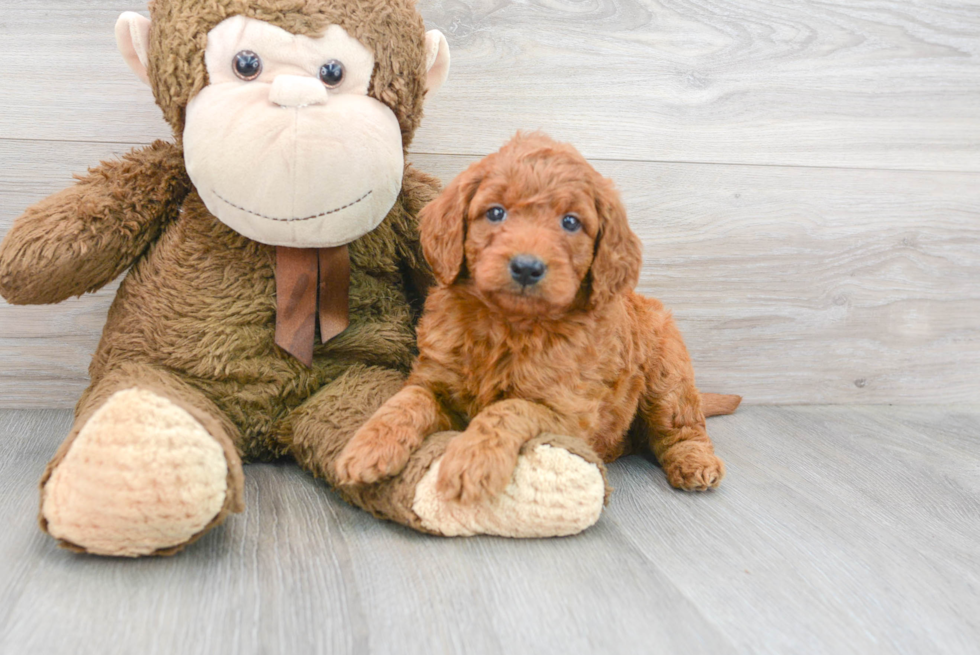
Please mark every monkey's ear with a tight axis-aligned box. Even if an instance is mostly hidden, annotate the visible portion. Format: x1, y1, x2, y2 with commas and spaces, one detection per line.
424, 30, 450, 97
419, 164, 482, 286
115, 12, 151, 86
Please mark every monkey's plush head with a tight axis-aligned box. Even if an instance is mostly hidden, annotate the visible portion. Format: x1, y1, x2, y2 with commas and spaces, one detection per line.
115, 0, 450, 248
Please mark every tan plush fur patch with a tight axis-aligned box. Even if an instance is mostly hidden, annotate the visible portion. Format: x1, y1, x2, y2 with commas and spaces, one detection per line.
41, 388, 229, 557
412, 445, 605, 538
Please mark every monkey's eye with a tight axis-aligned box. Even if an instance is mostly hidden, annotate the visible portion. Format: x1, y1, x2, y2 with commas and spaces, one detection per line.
233, 50, 262, 81
319, 60, 345, 87
486, 206, 507, 223
561, 214, 582, 232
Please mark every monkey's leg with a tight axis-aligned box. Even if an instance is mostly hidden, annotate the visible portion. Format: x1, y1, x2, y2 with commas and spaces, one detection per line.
40, 362, 244, 557
413, 433, 610, 538
278, 365, 609, 537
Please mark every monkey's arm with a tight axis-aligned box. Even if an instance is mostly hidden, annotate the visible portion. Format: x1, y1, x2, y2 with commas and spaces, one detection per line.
394, 164, 440, 312
0, 140, 190, 305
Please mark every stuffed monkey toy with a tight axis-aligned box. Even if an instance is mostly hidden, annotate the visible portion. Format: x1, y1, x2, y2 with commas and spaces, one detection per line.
0, 0, 616, 556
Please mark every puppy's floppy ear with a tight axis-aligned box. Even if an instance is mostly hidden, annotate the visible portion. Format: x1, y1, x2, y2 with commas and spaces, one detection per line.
419, 162, 483, 286
589, 176, 643, 306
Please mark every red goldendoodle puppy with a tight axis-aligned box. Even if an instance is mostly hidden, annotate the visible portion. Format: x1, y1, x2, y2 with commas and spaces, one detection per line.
335, 132, 739, 503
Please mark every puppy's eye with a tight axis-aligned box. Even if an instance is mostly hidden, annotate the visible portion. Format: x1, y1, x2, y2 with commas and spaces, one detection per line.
486, 206, 507, 223
319, 60, 345, 87
233, 50, 262, 81
561, 214, 582, 232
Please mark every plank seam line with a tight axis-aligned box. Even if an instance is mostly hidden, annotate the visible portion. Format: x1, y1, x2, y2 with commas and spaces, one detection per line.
2, 138, 979, 176
411, 151, 980, 176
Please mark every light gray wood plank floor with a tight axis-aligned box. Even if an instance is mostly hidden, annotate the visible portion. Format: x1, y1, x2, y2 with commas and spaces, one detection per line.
1, 406, 977, 655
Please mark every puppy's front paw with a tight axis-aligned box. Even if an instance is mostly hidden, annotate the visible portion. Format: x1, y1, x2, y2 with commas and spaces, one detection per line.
436, 434, 518, 505
662, 443, 725, 491
335, 422, 417, 486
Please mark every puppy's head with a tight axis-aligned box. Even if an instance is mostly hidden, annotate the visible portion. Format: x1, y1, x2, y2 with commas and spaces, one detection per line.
420, 132, 642, 315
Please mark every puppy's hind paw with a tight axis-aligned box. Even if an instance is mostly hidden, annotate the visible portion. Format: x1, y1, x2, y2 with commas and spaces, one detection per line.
663, 448, 725, 491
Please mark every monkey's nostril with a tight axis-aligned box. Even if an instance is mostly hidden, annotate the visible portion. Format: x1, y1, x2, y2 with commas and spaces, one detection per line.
509, 255, 547, 286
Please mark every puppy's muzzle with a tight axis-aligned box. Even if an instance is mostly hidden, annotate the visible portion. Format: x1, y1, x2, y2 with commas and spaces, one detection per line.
509, 255, 547, 287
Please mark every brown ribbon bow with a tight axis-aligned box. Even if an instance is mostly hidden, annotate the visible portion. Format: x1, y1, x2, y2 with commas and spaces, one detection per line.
275, 245, 350, 367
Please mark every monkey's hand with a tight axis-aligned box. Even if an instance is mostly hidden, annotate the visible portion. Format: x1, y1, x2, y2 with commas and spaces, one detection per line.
0, 140, 190, 305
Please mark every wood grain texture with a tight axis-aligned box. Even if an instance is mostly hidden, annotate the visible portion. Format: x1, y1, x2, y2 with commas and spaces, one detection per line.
2, 4, 977, 653
3, 141, 978, 406
1, 1, 979, 170
1, 406, 978, 654
608, 404, 980, 654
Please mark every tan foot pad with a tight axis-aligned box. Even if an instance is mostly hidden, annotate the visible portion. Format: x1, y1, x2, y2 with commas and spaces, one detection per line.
42, 388, 229, 557
412, 444, 605, 538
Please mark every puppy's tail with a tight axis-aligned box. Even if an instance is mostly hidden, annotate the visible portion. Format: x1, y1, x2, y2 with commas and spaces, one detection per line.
701, 393, 742, 417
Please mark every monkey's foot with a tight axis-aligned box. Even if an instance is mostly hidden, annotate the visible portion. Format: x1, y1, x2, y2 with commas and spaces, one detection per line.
41, 388, 232, 556
412, 437, 607, 538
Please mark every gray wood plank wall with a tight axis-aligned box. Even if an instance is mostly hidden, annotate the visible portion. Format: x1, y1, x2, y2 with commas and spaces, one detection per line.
1, 1, 978, 407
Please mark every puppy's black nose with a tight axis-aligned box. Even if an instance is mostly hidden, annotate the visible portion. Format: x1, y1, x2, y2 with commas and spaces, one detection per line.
510, 255, 547, 286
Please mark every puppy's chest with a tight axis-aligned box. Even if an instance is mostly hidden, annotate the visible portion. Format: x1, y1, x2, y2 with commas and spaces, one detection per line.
450, 329, 603, 412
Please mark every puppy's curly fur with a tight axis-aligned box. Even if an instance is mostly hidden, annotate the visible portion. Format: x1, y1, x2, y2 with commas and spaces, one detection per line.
336, 133, 738, 503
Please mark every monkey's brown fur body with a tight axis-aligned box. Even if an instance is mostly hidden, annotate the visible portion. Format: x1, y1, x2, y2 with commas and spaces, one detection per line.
0, 0, 493, 554
1, 1, 738, 555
